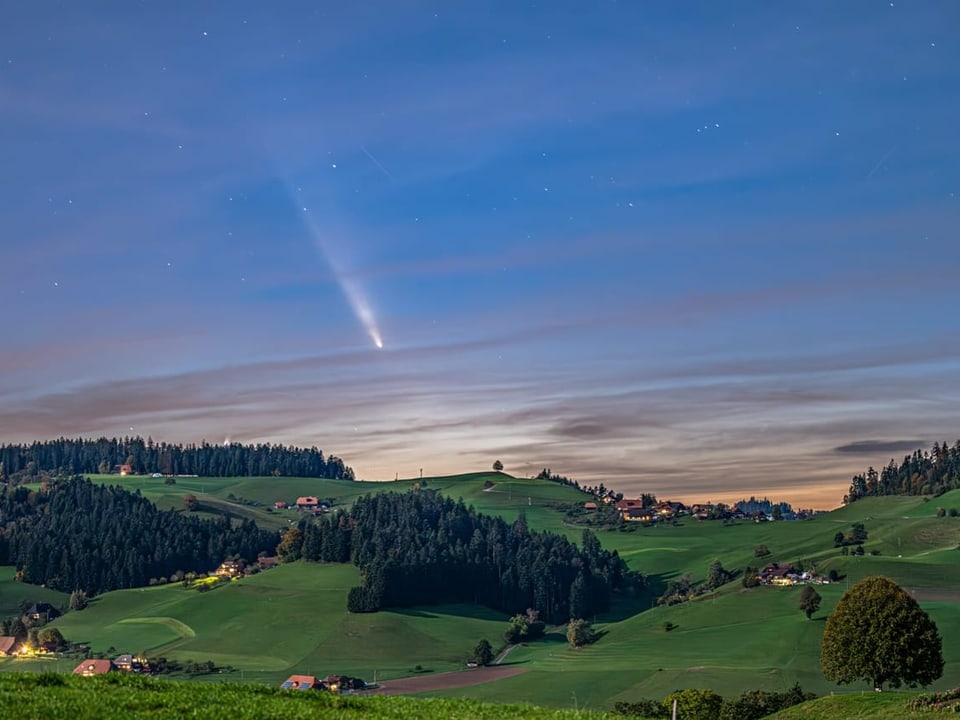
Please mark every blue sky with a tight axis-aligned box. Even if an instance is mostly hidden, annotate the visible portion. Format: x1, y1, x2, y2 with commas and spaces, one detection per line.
2, 2, 958, 507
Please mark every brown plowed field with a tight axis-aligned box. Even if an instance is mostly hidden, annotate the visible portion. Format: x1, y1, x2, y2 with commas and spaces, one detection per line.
368, 666, 528, 695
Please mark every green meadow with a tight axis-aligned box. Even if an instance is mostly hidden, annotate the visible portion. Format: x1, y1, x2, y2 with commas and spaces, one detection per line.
4, 471, 959, 710
0, 571, 67, 619
46, 562, 508, 685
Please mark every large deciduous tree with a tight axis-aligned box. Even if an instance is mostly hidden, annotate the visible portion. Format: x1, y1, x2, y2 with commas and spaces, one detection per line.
566, 618, 597, 648
821, 576, 943, 691
798, 585, 821, 619
472, 639, 494, 666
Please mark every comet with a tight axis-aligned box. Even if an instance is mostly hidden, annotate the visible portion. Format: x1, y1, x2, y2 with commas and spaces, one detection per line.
300, 208, 385, 350
262, 139, 386, 351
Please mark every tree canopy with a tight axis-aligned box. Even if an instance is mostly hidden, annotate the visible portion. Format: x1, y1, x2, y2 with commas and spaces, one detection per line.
844, 439, 960, 502
290, 490, 636, 623
0, 476, 278, 594
0, 436, 353, 481
821, 576, 943, 690
798, 585, 821, 619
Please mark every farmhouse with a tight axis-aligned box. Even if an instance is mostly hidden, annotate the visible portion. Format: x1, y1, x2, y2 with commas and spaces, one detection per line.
274, 501, 288, 509
758, 563, 797, 586
257, 556, 279, 570
281, 674, 324, 691
113, 654, 149, 673
0, 637, 17, 656
623, 507, 656, 522
656, 501, 686, 517
27, 602, 60, 623
324, 675, 345, 692
583, 502, 598, 510
73, 659, 115, 676
296, 496, 319, 509
215, 560, 242, 579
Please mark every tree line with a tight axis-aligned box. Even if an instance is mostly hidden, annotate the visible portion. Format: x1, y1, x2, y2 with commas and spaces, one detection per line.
0, 476, 278, 594
844, 440, 960, 503
279, 489, 638, 624
0, 436, 354, 481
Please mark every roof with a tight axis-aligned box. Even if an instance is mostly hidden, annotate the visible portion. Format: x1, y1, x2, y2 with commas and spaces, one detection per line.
73, 659, 114, 675
761, 563, 794, 576
115, 654, 134, 664
0, 636, 17, 655
28, 602, 58, 614
583, 502, 598, 509
296, 496, 319, 506
281, 674, 321, 690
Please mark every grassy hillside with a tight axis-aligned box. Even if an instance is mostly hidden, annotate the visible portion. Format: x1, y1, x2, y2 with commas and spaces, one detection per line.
0, 672, 618, 720
42, 562, 509, 685
0, 571, 68, 619
6, 471, 960, 710
77, 470, 586, 531
80, 473, 413, 531
769, 692, 934, 719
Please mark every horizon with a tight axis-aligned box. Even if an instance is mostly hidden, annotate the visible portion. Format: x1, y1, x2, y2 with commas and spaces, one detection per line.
2, 432, 942, 511
3, 3, 959, 512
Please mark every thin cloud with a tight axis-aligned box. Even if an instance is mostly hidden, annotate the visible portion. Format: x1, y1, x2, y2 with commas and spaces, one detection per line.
833, 440, 926, 456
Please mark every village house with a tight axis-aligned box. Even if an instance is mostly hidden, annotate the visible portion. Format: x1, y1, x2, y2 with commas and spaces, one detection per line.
296, 496, 319, 509
324, 675, 366, 692
257, 556, 279, 570
656, 501, 686, 518
758, 563, 797, 586
73, 659, 115, 676
113, 653, 149, 673
615, 498, 645, 521
274, 501, 288, 509
281, 674, 325, 691
215, 560, 242, 579
0, 636, 17, 656
27, 602, 60, 624
623, 507, 657, 522
583, 502, 598, 511
689, 503, 716, 520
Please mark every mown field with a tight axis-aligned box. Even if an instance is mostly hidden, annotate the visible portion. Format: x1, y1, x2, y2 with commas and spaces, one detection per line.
5, 472, 960, 711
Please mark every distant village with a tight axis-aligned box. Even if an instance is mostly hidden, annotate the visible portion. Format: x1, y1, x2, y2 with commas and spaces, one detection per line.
581, 489, 821, 524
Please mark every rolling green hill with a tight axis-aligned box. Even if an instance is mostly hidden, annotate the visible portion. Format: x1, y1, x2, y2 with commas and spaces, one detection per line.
42, 562, 509, 685
0, 571, 68, 619
4, 471, 959, 710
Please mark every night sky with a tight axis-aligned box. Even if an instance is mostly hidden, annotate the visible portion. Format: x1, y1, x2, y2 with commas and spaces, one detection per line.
3, 2, 959, 508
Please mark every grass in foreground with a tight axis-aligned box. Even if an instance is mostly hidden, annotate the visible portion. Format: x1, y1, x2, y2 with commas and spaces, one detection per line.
770, 691, 934, 719
0, 672, 618, 720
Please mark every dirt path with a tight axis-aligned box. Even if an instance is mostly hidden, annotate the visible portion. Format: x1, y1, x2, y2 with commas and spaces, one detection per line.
367, 665, 528, 696
494, 643, 519, 664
